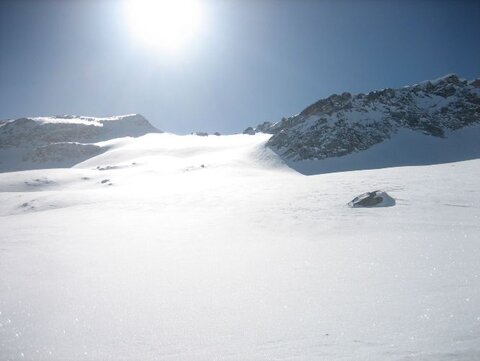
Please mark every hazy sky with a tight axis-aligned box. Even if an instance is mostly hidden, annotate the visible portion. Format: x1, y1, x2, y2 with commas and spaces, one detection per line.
1, 0, 479, 133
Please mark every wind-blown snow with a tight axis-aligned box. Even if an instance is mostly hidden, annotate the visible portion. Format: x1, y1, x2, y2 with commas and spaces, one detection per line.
0, 133, 479, 361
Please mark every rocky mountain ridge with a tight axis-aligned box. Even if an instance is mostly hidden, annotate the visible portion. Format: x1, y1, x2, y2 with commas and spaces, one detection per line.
246, 74, 480, 161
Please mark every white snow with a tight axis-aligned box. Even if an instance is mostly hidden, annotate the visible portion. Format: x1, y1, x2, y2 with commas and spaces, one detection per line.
0, 133, 479, 361
29, 114, 141, 127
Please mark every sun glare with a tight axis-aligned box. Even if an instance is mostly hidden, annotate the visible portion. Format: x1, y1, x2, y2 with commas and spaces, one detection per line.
124, 0, 203, 53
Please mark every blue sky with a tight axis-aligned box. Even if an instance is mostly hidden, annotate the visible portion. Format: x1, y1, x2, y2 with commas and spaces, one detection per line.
0, 0, 479, 133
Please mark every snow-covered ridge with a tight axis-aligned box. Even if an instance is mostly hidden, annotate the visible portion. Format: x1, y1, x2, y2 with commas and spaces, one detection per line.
0, 113, 160, 147
247, 73, 480, 168
29, 114, 141, 127
0, 113, 161, 172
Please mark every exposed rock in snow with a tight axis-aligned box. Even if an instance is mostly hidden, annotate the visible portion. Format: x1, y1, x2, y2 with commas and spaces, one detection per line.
243, 126, 255, 135
254, 121, 275, 134
0, 114, 160, 172
283, 125, 480, 175
348, 190, 396, 208
248, 74, 480, 165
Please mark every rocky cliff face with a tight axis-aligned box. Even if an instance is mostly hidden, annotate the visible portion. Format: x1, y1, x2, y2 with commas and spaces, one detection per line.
247, 74, 480, 161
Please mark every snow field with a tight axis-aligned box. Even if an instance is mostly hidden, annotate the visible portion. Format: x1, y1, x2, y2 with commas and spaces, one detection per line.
0, 133, 479, 360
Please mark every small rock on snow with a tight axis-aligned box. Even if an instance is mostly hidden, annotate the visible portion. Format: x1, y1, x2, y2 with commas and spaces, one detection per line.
348, 190, 395, 208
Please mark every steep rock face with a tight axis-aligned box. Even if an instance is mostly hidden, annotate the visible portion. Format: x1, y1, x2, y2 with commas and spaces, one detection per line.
0, 114, 161, 172
253, 74, 480, 161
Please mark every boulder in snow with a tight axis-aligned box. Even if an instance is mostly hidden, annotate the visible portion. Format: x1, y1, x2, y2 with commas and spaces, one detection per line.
348, 190, 395, 208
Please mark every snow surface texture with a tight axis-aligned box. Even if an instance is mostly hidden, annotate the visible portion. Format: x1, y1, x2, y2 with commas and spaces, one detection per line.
0, 114, 160, 172
1, 133, 480, 361
247, 74, 480, 172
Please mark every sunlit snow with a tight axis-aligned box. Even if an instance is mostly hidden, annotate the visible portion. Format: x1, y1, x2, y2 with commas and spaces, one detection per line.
0, 133, 479, 360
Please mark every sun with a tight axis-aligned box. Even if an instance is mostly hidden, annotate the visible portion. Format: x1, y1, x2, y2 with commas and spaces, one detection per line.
124, 0, 203, 53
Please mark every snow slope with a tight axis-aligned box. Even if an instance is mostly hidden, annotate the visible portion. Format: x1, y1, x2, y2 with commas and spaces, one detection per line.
0, 133, 479, 361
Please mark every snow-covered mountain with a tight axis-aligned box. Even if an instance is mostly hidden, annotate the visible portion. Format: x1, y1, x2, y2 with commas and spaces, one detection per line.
247, 74, 480, 173
0, 114, 160, 172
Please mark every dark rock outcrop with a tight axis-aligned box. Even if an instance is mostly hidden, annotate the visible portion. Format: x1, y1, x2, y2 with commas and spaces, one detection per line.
348, 191, 396, 208
243, 127, 255, 135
